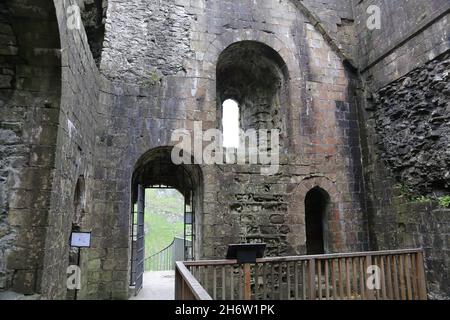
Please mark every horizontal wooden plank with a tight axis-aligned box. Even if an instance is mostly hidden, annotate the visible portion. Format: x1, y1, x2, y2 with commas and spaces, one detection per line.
183, 249, 425, 267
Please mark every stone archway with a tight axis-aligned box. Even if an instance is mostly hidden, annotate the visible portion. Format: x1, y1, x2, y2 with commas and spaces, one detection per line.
202, 29, 302, 83
287, 177, 345, 254
130, 146, 204, 296
199, 30, 305, 152
216, 41, 290, 140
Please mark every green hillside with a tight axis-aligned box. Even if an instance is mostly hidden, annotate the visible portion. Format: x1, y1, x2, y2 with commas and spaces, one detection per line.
144, 188, 184, 257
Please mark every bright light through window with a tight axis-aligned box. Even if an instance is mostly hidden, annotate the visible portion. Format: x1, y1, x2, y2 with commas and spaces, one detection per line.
222, 99, 240, 148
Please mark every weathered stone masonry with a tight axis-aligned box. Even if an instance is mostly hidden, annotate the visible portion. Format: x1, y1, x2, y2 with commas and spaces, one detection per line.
354, 0, 450, 299
0, 0, 62, 295
0, 0, 449, 300
372, 52, 450, 195
91, 0, 368, 299
1, 0, 102, 298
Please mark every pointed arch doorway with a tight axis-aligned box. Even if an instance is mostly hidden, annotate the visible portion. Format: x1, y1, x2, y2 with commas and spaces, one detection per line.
130, 147, 203, 296
305, 187, 331, 255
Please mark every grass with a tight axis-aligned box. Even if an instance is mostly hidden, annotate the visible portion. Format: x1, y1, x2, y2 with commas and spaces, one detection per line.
144, 188, 184, 257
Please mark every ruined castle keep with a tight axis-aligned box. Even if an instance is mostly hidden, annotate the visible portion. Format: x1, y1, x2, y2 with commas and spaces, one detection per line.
0, 0, 449, 300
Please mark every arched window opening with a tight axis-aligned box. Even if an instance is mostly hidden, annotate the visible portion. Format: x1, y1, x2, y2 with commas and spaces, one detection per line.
305, 187, 330, 255
222, 99, 240, 148
216, 41, 290, 148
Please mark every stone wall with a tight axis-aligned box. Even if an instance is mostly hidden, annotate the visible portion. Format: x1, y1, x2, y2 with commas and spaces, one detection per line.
0, 0, 62, 295
39, 0, 104, 300
354, 0, 450, 90
78, 0, 107, 67
360, 51, 450, 299
0, 0, 448, 300
101, 0, 195, 83
0, 0, 104, 299
371, 52, 450, 195
296, 0, 357, 64
93, 0, 368, 299
353, 0, 450, 299
387, 198, 450, 299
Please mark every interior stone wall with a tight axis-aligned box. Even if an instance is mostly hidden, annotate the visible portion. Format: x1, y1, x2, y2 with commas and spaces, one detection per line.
94, 0, 367, 299
296, 0, 357, 63
78, 0, 107, 67
354, 0, 450, 90
39, 0, 105, 300
1, 0, 448, 301
394, 201, 450, 299
353, 0, 450, 299
360, 51, 450, 300
0, 0, 104, 299
371, 52, 450, 196
216, 41, 288, 139
0, 0, 62, 296
0, 2, 18, 292
101, 0, 195, 83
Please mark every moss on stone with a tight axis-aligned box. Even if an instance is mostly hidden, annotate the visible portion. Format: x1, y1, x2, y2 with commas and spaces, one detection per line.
139, 71, 161, 87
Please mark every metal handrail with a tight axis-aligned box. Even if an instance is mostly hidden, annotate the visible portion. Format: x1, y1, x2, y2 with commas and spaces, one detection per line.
145, 239, 176, 271
146, 239, 176, 262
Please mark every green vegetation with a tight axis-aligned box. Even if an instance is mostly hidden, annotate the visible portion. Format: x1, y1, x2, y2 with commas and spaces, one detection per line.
140, 71, 160, 87
414, 195, 433, 204
396, 184, 450, 208
144, 188, 184, 257
438, 195, 450, 208
396, 184, 418, 202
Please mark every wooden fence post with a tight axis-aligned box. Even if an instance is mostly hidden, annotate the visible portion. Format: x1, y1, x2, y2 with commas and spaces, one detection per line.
244, 264, 251, 300
365, 255, 375, 300
308, 259, 316, 300
416, 251, 428, 300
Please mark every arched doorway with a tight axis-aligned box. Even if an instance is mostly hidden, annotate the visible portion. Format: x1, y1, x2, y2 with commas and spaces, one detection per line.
305, 187, 330, 255
130, 147, 203, 297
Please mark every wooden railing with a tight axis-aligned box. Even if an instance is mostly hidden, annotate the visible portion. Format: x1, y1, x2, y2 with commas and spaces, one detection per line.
175, 249, 427, 300
175, 261, 213, 300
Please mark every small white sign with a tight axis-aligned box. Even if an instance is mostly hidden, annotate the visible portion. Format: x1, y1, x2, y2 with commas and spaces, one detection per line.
70, 232, 91, 248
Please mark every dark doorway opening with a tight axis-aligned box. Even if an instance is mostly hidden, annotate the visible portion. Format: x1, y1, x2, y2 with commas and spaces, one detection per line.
305, 187, 330, 255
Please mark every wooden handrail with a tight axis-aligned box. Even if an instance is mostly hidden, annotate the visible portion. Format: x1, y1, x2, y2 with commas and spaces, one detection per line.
175, 261, 212, 300
183, 248, 425, 267
176, 249, 427, 301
